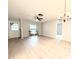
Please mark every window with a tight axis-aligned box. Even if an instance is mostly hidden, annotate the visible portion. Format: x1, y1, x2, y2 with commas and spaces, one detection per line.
56, 19, 62, 35
30, 25, 36, 30
11, 23, 19, 31
30, 24, 37, 34
57, 23, 62, 35
56, 20, 62, 39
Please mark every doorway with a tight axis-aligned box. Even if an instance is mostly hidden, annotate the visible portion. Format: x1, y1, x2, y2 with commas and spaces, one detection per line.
56, 20, 63, 40
29, 24, 38, 36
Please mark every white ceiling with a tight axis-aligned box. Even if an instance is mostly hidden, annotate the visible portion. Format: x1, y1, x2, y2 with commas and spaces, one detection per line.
8, 0, 71, 21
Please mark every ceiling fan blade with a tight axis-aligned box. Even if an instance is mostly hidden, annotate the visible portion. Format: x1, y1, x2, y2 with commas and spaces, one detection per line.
34, 13, 44, 21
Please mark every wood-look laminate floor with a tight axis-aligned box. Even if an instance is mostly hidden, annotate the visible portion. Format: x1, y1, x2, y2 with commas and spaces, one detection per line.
8, 36, 70, 59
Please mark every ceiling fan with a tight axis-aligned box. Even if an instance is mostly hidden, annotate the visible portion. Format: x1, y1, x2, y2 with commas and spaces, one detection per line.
35, 13, 44, 21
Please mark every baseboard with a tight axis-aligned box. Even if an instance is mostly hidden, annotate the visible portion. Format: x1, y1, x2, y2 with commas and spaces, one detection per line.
41, 35, 71, 43
41, 35, 55, 39
61, 40, 71, 43
8, 37, 21, 40
8, 36, 71, 43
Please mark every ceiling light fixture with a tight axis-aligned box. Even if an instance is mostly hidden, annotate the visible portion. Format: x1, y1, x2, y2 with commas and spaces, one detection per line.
58, 0, 71, 23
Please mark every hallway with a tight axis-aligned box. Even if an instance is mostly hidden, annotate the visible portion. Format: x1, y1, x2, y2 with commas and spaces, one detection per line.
8, 36, 70, 59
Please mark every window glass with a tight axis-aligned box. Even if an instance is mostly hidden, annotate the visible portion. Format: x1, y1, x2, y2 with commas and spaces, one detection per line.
30, 25, 37, 34
30, 25, 36, 30
56, 20, 62, 35
57, 23, 62, 35
11, 23, 19, 31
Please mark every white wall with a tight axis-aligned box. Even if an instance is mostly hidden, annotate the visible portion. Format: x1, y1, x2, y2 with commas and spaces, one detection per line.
42, 20, 56, 38
62, 21, 71, 42
21, 20, 42, 38
42, 20, 71, 42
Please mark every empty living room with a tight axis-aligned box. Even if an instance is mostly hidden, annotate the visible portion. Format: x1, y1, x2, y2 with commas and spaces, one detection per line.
8, 0, 71, 59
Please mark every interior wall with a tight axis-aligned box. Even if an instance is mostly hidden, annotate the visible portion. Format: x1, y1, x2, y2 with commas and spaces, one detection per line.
42, 20, 71, 42
62, 21, 71, 42
21, 19, 42, 38
42, 20, 56, 38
